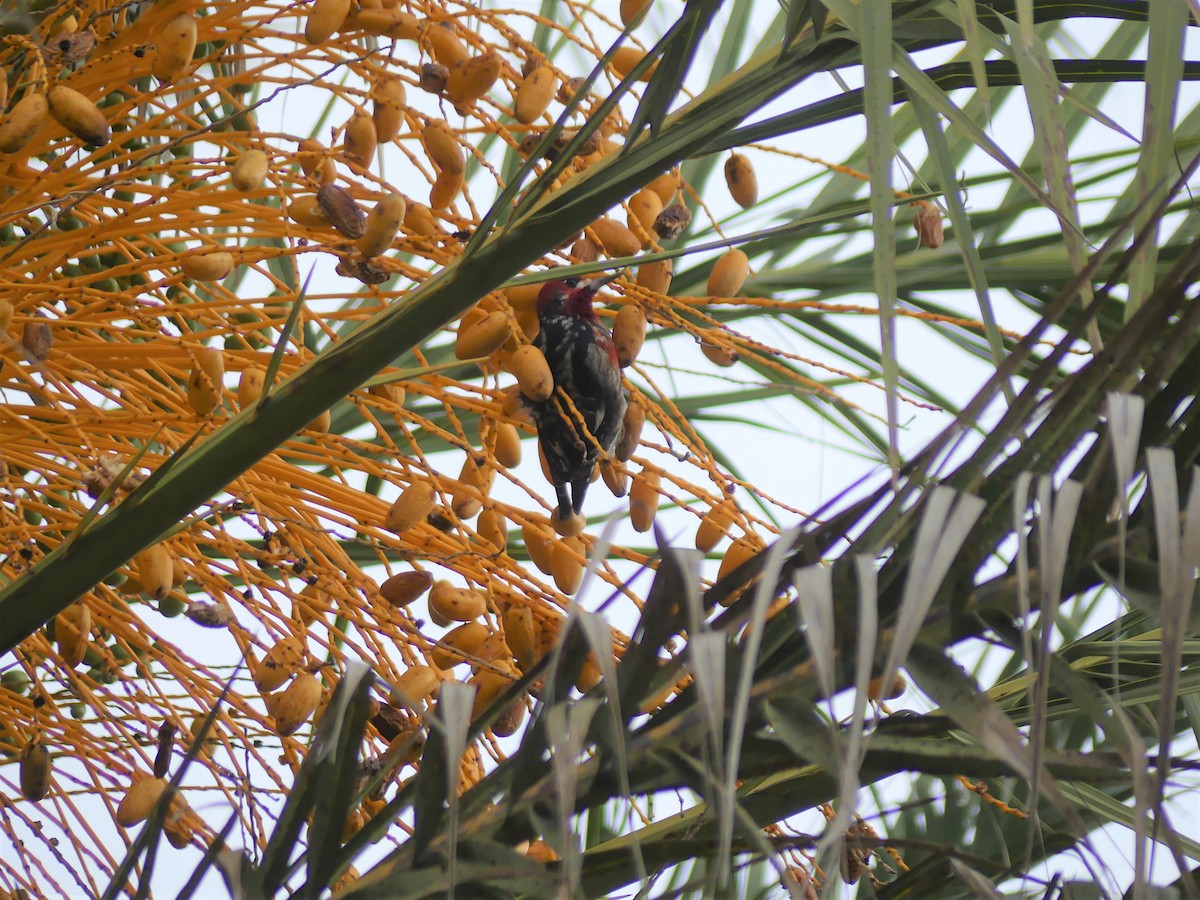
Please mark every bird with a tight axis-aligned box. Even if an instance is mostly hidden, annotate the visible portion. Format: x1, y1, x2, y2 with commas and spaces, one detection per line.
526, 273, 628, 522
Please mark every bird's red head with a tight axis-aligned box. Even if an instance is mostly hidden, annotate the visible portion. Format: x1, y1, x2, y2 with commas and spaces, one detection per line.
536, 273, 620, 321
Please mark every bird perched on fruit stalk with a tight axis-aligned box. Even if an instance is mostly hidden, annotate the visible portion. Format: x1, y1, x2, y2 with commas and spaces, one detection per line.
527, 273, 628, 521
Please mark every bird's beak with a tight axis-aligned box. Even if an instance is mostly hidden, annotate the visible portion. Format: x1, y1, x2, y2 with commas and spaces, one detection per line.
584, 271, 623, 292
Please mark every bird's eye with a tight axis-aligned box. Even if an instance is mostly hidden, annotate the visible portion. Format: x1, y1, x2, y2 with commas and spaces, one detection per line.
563, 276, 581, 288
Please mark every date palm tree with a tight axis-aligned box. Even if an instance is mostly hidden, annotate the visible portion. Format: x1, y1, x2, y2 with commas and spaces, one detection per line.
0, 1, 1197, 896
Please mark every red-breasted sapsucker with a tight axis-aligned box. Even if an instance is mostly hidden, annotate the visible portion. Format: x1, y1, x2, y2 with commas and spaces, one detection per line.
527, 274, 628, 520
